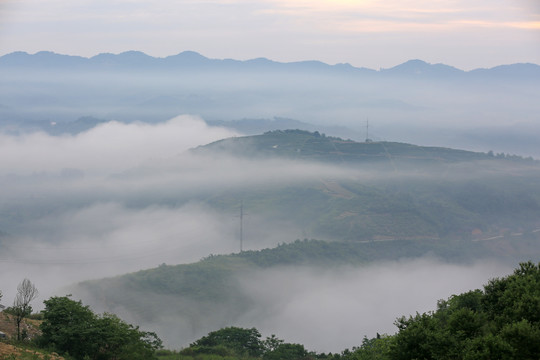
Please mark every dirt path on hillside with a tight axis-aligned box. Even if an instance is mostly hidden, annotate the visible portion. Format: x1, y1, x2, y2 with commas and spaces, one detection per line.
0, 342, 64, 359
0, 312, 65, 359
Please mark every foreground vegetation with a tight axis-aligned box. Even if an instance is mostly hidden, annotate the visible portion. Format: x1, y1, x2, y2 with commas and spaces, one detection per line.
37, 296, 162, 360
0, 296, 162, 360
2, 261, 538, 359
387, 261, 540, 360
155, 261, 540, 360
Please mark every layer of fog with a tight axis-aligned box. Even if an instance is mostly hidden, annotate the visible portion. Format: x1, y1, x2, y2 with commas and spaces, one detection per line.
0, 115, 533, 350
0, 116, 333, 304
86, 259, 514, 353
235, 260, 513, 353
0, 202, 298, 307
0, 115, 237, 175
2, 67, 540, 157
0, 115, 396, 305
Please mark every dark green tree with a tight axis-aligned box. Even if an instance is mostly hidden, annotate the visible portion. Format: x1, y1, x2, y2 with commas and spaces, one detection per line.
263, 334, 284, 352
189, 326, 265, 358
346, 335, 394, 360
38, 295, 96, 358
482, 261, 540, 327
389, 261, 540, 360
92, 313, 163, 360
39, 295, 162, 360
263, 343, 310, 360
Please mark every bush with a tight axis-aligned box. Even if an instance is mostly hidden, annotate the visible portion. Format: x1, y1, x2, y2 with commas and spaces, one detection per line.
37, 296, 162, 360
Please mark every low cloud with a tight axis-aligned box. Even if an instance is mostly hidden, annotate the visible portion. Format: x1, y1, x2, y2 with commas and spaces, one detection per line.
0, 115, 237, 175
0, 202, 237, 304
235, 259, 514, 353
0, 116, 238, 306
0, 115, 526, 352
75, 258, 514, 352
0, 116, 340, 306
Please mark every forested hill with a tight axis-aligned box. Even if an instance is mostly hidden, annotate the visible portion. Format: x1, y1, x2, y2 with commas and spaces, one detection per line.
187, 129, 540, 243
192, 129, 531, 165
73, 237, 540, 353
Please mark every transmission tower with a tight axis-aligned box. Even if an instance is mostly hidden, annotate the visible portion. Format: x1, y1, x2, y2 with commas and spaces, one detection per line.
239, 201, 244, 253
365, 118, 372, 143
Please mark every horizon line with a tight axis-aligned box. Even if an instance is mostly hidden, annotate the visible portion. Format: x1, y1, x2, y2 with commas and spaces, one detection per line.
2, 50, 539, 72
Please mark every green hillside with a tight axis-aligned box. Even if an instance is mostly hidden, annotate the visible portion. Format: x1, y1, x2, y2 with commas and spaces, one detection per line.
72, 131, 540, 352
191, 130, 540, 242
76, 233, 540, 325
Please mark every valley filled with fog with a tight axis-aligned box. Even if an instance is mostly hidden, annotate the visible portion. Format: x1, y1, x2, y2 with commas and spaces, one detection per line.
0, 116, 538, 350
2, 52, 540, 157
1, 54, 540, 352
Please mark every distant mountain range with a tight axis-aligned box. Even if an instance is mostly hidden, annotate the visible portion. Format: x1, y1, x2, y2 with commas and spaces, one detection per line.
1, 50, 539, 78
2, 50, 540, 159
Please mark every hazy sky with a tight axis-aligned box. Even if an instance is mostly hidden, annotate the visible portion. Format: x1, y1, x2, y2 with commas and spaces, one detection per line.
0, 0, 539, 69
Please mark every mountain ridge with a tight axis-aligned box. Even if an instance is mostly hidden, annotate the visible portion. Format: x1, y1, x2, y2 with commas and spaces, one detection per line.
2, 50, 539, 77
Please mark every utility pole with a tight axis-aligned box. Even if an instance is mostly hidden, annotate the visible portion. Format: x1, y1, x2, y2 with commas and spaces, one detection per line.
234, 200, 247, 253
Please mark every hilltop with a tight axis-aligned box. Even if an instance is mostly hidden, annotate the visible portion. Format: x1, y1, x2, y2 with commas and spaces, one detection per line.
193, 129, 500, 164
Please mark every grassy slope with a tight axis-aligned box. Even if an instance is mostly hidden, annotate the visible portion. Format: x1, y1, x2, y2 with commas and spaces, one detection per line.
197, 131, 540, 241
0, 313, 64, 360
0, 343, 65, 360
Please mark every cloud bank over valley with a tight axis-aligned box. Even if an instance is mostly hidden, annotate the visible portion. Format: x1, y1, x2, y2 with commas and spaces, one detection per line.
0, 114, 538, 352
0, 116, 359, 302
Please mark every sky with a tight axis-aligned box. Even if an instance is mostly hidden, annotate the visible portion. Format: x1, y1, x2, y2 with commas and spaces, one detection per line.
0, 0, 539, 70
